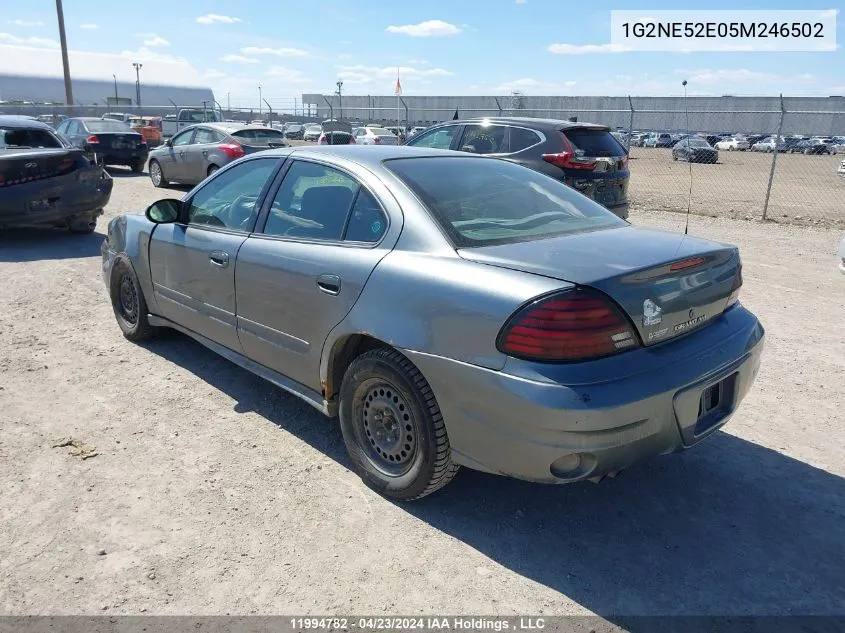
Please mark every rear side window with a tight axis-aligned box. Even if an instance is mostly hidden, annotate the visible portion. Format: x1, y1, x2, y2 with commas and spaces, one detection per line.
459, 125, 508, 154
506, 127, 542, 152
0, 127, 63, 149
563, 129, 625, 157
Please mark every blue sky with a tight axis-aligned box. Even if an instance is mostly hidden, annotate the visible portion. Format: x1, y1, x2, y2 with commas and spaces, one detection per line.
0, 0, 842, 107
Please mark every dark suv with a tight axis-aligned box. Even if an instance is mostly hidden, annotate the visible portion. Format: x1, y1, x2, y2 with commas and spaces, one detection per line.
404, 117, 629, 219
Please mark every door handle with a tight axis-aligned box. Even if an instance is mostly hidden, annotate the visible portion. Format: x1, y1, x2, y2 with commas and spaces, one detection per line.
316, 274, 341, 295
209, 251, 229, 267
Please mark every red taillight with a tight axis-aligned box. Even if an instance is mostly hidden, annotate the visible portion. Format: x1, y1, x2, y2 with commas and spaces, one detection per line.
348, 135, 356, 144
497, 288, 640, 362
669, 256, 706, 272
727, 263, 743, 307
86, 135, 100, 144
138, 136, 147, 145
542, 132, 597, 170
318, 134, 327, 145
218, 143, 244, 158
374, 136, 381, 145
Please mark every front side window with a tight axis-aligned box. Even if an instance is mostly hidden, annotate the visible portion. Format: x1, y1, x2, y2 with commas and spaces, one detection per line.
192, 128, 217, 144
406, 126, 458, 149
263, 160, 385, 243
171, 130, 194, 146
385, 156, 625, 248
185, 158, 278, 231
458, 125, 508, 155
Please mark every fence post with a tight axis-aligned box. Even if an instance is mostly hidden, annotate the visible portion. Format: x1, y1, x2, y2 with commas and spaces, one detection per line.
399, 96, 409, 129
493, 96, 503, 115
322, 95, 333, 121
761, 94, 785, 221
627, 95, 635, 151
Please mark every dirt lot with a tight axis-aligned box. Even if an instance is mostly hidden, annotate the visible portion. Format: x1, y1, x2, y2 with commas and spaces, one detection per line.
1, 169, 844, 618
628, 147, 845, 228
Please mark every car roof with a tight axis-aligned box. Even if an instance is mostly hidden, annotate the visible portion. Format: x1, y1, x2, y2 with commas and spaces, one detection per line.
250, 144, 481, 167
433, 117, 608, 131
0, 115, 54, 129
198, 122, 278, 132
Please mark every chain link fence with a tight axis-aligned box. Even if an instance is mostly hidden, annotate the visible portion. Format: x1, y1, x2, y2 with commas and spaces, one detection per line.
3, 96, 843, 227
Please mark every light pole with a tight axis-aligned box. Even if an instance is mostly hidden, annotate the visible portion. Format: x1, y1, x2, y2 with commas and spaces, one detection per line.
227, 92, 230, 114
335, 80, 343, 119
55, 0, 73, 112
132, 62, 143, 107
258, 85, 262, 119
112, 74, 118, 103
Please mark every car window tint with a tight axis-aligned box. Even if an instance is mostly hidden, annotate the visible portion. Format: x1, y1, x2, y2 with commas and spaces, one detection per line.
0, 127, 63, 149
344, 189, 387, 243
232, 129, 285, 141
263, 161, 358, 240
85, 120, 133, 134
186, 158, 278, 231
564, 129, 625, 157
192, 128, 216, 144
459, 125, 508, 154
385, 156, 624, 248
407, 126, 457, 149
507, 127, 542, 152
171, 130, 194, 146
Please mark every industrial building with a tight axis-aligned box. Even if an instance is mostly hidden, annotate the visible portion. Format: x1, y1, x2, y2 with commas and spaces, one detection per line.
301, 93, 845, 136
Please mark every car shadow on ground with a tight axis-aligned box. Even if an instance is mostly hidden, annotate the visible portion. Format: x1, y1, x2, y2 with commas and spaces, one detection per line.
0, 228, 105, 262
105, 166, 145, 178
142, 333, 845, 618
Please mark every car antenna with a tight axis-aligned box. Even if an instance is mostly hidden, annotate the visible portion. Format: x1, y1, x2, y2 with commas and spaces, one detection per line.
682, 79, 693, 236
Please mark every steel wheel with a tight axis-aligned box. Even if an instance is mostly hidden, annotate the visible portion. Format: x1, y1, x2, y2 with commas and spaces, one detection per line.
356, 380, 418, 476
149, 161, 163, 187
117, 272, 139, 326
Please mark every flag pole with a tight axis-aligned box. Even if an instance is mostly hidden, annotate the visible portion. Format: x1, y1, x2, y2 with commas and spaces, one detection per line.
396, 67, 401, 134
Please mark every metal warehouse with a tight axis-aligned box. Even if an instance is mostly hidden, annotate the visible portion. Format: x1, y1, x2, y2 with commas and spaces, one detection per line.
302, 94, 845, 136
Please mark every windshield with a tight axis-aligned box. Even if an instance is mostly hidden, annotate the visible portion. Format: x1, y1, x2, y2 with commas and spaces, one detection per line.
689, 139, 709, 147
231, 129, 286, 142
385, 156, 625, 248
85, 120, 133, 133
0, 126, 63, 149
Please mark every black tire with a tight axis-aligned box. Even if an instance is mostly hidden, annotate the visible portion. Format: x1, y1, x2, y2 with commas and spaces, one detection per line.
207, 164, 219, 177
149, 160, 167, 188
339, 348, 459, 500
672, 152, 678, 161
68, 214, 97, 234
130, 159, 145, 174
109, 259, 158, 342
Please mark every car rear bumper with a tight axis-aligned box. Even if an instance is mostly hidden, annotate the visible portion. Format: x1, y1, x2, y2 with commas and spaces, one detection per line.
0, 172, 112, 227
403, 304, 764, 484
90, 147, 149, 165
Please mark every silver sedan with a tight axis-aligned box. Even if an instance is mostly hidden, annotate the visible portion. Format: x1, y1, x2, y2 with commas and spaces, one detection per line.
147, 122, 287, 187
102, 146, 764, 500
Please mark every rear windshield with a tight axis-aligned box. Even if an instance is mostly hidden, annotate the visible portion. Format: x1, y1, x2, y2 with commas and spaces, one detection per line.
231, 129, 285, 141
0, 126, 63, 149
85, 120, 133, 133
564, 129, 625, 157
385, 156, 625, 248
688, 139, 710, 147
367, 128, 393, 135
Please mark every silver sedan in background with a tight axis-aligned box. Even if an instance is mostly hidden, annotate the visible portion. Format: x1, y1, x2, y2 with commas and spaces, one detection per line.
147, 122, 287, 187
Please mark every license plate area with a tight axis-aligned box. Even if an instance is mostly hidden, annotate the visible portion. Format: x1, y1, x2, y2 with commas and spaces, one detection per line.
693, 373, 738, 437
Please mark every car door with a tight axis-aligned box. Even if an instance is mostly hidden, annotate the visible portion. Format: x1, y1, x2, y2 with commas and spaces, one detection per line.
404, 124, 461, 149
158, 128, 195, 181
234, 158, 399, 392
183, 126, 221, 182
148, 157, 281, 351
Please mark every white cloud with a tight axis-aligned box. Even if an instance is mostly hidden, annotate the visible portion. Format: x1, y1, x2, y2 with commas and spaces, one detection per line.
493, 78, 577, 93
196, 13, 241, 25
7, 19, 45, 27
407, 58, 429, 65
239, 46, 308, 57
548, 43, 629, 54
337, 53, 352, 60
516, 0, 527, 4
0, 32, 58, 48
336, 64, 453, 85
266, 66, 309, 83
79, 24, 98, 30
204, 69, 227, 80
676, 68, 816, 85
142, 35, 170, 47
219, 54, 259, 64
386, 20, 461, 37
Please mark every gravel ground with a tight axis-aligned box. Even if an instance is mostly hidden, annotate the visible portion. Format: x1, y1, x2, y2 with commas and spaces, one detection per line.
0, 168, 843, 618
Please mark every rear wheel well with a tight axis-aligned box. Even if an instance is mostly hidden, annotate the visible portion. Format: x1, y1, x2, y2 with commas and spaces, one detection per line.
326, 334, 391, 406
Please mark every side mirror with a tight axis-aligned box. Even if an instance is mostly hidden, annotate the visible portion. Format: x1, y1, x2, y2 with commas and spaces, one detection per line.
164, 138, 173, 147
145, 199, 181, 224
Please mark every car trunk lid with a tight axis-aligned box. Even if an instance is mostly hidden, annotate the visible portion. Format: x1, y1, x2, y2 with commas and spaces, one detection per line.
0, 148, 85, 188
92, 133, 143, 149
458, 225, 741, 346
